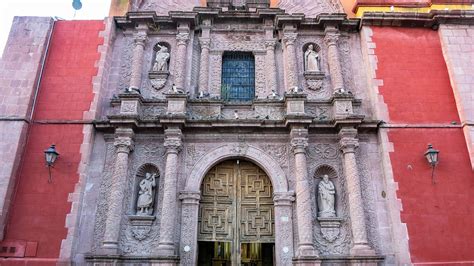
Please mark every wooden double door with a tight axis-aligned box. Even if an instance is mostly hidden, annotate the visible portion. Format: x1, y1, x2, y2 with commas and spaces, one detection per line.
197, 160, 275, 265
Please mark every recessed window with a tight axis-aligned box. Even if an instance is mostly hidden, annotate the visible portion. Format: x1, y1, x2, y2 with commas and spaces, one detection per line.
221, 52, 255, 102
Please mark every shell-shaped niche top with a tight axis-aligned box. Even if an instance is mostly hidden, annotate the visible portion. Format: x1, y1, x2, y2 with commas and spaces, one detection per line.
131, 0, 202, 15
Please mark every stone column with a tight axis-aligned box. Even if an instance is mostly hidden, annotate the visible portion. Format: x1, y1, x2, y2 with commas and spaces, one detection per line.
324, 27, 344, 92
174, 26, 190, 90
282, 29, 298, 91
290, 127, 318, 257
179, 191, 201, 266
129, 30, 148, 91
265, 39, 278, 93
102, 128, 134, 251
274, 192, 296, 266
157, 127, 183, 256
198, 38, 210, 91
339, 127, 375, 255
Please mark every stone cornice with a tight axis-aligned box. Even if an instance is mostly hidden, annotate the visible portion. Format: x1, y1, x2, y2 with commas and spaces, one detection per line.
361, 10, 474, 28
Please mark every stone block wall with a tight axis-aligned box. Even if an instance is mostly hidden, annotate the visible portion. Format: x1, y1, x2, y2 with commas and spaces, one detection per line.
0, 19, 105, 264
366, 26, 474, 264
439, 24, 474, 170
0, 16, 54, 241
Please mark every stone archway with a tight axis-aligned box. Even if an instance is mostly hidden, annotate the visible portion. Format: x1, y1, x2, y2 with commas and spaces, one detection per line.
179, 144, 295, 265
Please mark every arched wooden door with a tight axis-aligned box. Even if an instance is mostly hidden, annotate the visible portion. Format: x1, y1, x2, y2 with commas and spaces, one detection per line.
198, 159, 275, 265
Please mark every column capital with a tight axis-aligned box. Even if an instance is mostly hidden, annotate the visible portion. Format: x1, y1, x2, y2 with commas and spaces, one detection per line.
265, 40, 277, 49
133, 31, 148, 47
164, 127, 183, 153
273, 191, 295, 206
199, 38, 211, 49
114, 128, 134, 153
339, 128, 359, 154
176, 32, 190, 46
282, 32, 297, 46
291, 138, 308, 154
179, 191, 201, 205
324, 31, 339, 47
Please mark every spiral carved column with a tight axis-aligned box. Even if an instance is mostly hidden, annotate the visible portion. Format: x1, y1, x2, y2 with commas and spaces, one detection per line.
339, 127, 375, 256
291, 128, 318, 257
129, 31, 147, 91
102, 128, 134, 251
324, 27, 344, 93
157, 127, 183, 256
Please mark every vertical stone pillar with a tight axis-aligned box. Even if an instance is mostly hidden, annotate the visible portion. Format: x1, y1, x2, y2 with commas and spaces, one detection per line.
198, 38, 210, 91
174, 24, 190, 90
179, 191, 201, 265
157, 127, 183, 256
274, 192, 296, 265
129, 30, 148, 91
324, 26, 344, 92
265, 39, 278, 93
282, 28, 298, 91
290, 127, 318, 257
339, 127, 375, 256
102, 128, 134, 251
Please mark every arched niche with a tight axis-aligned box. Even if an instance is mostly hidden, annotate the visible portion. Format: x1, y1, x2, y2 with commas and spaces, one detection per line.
133, 163, 160, 216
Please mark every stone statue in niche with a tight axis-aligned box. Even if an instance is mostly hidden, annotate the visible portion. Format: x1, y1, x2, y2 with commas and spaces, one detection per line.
304, 44, 320, 72
136, 173, 157, 215
317, 174, 336, 218
152, 44, 170, 72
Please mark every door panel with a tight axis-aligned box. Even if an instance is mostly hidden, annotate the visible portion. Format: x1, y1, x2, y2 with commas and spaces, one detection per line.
198, 160, 275, 265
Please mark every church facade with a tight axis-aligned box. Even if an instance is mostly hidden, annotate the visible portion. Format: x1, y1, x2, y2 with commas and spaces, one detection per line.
1, 0, 474, 265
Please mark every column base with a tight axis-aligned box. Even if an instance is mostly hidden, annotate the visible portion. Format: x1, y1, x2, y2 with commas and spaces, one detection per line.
157, 243, 176, 256
350, 243, 376, 256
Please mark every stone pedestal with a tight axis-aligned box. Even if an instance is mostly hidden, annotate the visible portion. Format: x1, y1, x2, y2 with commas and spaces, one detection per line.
165, 93, 187, 117
119, 93, 143, 116
149, 71, 170, 91
317, 217, 343, 243
285, 93, 306, 116
331, 90, 354, 120
128, 215, 155, 241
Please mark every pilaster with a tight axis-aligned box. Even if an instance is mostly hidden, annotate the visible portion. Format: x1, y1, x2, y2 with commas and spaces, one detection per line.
178, 191, 201, 265
273, 191, 296, 265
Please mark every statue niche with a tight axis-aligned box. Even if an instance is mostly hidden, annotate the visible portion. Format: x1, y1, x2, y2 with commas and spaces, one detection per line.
314, 165, 343, 243
317, 174, 336, 218
303, 43, 325, 91
133, 164, 160, 216
149, 42, 170, 90
137, 172, 157, 215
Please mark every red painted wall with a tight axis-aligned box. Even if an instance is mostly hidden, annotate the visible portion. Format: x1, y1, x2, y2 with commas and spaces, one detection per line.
372, 27, 474, 263
2, 20, 103, 263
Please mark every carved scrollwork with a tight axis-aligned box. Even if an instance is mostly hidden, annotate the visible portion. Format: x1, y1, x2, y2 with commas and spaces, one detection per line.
131, 225, 152, 240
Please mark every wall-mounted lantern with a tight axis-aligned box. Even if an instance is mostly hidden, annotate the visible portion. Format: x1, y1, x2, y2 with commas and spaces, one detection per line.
424, 144, 439, 184
44, 144, 59, 183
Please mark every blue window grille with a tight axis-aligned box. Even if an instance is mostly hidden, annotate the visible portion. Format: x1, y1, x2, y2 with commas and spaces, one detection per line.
221, 52, 255, 102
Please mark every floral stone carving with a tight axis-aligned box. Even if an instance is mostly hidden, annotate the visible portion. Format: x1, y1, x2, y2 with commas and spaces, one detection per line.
304, 71, 325, 91
128, 215, 155, 241
149, 71, 169, 90
318, 217, 343, 243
